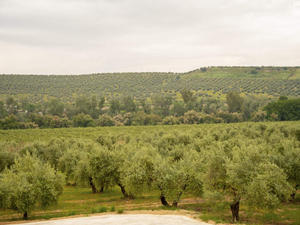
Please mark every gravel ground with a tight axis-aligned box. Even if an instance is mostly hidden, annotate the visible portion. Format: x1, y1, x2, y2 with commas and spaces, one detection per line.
16, 214, 211, 225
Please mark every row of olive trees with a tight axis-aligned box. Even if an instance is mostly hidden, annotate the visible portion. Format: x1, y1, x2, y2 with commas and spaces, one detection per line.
51, 131, 300, 222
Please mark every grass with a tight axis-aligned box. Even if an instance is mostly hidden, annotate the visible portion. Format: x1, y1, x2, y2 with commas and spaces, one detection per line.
181, 192, 300, 225
0, 186, 299, 225
117, 209, 124, 214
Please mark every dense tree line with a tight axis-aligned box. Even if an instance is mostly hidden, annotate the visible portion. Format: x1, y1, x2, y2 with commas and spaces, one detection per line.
0, 92, 299, 129
0, 123, 299, 222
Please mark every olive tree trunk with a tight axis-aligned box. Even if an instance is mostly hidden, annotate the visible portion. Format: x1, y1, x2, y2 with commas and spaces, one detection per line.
23, 211, 28, 220
172, 184, 186, 207
99, 185, 104, 193
117, 183, 133, 198
291, 184, 299, 201
89, 177, 97, 194
230, 200, 240, 223
160, 194, 170, 207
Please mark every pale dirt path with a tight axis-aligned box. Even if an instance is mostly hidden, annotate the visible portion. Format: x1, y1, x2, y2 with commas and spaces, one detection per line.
12, 214, 211, 225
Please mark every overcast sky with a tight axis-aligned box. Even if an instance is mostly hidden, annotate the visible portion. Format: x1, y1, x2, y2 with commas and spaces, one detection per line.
0, 0, 300, 74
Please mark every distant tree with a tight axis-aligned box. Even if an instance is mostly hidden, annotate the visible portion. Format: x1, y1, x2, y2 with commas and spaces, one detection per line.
226, 92, 244, 113
0, 115, 20, 129
48, 99, 64, 116
183, 110, 201, 124
145, 114, 162, 125
217, 112, 242, 123
98, 96, 105, 114
251, 110, 267, 122
6, 97, 18, 114
122, 96, 136, 113
140, 99, 151, 114
109, 99, 121, 115
264, 98, 300, 121
75, 96, 90, 115
88, 96, 99, 119
132, 111, 148, 125
0, 101, 8, 119
162, 116, 180, 125
122, 112, 133, 126
20, 98, 36, 113
152, 95, 172, 117
73, 113, 94, 127
172, 101, 186, 116
180, 89, 195, 104
241, 97, 260, 120
49, 116, 71, 128
98, 114, 115, 126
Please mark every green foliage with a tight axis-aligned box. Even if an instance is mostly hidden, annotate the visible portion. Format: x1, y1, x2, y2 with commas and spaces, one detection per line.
91, 206, 107, 213
180, 89, 195, 104
0, 122, 299, 223
0, 154, 64, 219
226, 92, 244, 113
73, 113, 94, 127
48, 99, 64, 116
264, 98, 300, 121
98, 114, 115, 126
245, 163, 292, 209
117, 208, 124, 214
0, 149, 16, 173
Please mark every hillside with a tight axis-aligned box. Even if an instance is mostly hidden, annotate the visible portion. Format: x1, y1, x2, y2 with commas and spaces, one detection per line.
0, 66, 300, 102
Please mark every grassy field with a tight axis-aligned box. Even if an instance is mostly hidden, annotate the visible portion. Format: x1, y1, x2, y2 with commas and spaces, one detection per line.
0, 185, 299, 225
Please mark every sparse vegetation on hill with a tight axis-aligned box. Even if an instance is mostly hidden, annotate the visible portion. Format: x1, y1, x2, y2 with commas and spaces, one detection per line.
0, 67, 299, 103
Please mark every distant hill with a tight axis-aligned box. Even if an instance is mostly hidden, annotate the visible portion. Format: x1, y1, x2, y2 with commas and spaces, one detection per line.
0, 66, 299, 101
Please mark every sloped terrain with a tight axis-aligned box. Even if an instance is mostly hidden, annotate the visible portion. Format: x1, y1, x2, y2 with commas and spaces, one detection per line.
0, 67, 299, 102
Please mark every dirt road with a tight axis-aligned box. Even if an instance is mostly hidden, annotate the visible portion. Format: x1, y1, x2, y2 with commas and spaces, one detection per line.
16, 214, 211, 225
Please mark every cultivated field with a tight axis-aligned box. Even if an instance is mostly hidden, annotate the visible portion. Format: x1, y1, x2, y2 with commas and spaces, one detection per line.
0, 122, 299, 224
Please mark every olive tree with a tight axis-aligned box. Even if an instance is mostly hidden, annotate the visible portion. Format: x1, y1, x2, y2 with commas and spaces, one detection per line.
270, 140, 300, 200
124, 147, 202, 207
0, 154, 64, 219
58, 148, 84, 185
0, 150, 16, 173
204, 146, 292, 223
75, 152, 98, 193
73, 145, 131, 197
153, 151, 203, 207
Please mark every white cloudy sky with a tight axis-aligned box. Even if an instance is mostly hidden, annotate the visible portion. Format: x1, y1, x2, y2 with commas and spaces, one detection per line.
0, 0, 300, 74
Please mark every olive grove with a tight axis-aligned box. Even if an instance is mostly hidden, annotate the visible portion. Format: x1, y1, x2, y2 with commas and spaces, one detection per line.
0, 123, 299, 222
